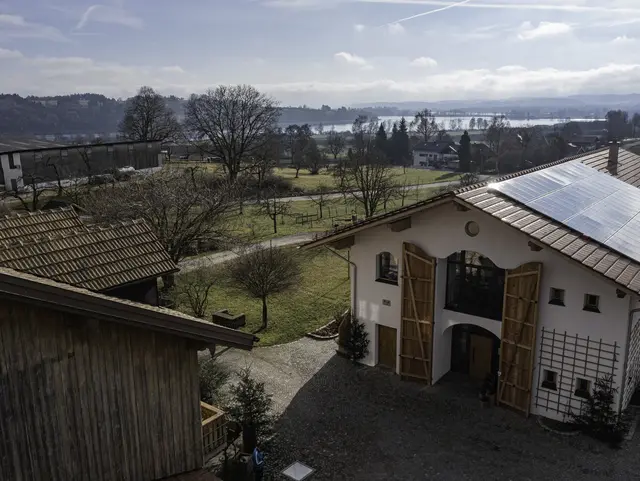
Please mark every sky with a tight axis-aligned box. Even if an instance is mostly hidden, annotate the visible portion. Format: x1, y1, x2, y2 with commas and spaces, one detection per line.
1, 0, 640, 106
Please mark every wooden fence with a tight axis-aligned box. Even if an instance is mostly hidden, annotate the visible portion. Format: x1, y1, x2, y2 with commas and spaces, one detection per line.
201, 401, 227, 459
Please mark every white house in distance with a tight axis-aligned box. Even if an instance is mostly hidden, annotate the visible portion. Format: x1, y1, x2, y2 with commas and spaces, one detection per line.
304, 143, 640, 422
413, 141, 459, 169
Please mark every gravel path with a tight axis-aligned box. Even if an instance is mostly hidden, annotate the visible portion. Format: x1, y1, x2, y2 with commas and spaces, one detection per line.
179, 233, 314, 272
217, 338, 640, 480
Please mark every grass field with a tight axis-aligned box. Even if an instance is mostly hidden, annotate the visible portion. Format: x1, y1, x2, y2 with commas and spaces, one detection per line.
228, 187, 438, 241
174, 248, 350, 346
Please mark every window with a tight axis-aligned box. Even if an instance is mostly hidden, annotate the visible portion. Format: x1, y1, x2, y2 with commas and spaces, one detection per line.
8, 153, 16, 169
575, 378, 591, 399
549, 288, 565, 306
34, 152, 42, 161
376, 252, 398, 285
583, 294, 600, 313
107, 146, 114, 154
446, 251, 505, 320
128, 144, 135, 152
61, 150, 68, 158
147, 143, 154, 149
541, 370, 557, 390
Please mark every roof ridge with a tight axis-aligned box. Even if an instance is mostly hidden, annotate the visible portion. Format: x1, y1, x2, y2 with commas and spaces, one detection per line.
84, 218, 148, 232
0, 206, 75, 220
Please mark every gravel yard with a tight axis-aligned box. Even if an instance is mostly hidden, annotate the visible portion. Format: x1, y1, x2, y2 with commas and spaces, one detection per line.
217, 339, 640, 481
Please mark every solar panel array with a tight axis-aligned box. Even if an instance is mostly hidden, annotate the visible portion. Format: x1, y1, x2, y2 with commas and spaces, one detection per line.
489, 160, 640, 264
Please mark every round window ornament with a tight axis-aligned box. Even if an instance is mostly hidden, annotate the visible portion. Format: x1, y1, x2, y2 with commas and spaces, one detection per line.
465, 221, 480, 237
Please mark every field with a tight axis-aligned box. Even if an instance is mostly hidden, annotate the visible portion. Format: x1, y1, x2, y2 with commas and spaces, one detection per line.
228, 188, 438, 241
174, 248, 350, 346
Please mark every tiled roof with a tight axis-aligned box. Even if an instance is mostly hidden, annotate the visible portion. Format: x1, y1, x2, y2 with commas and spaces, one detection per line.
579, 148, 640, 187
0, 219, 177, 292
302, 146, 640, 295
0, 266, 255, 349
0, 208, 84, 244
413, 141, 456, 153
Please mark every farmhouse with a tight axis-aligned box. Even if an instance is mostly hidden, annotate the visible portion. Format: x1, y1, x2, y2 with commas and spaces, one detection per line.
0, 208, 177, 305
0, 265, 254, 481
412, 141, 459, 169
0, 138, 163, 192
305, 143, 640, 421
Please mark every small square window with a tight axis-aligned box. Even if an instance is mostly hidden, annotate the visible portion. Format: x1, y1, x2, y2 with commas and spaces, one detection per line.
61, 150, 68, 158
8, 153, 16, 169
107, 146, 114, 154
128, 144, 135, 152
575, 378, 591, 399
34, 152, 42, 161
541, 369, 557, 390
376, 252, 398, 285
583, 294, 600, 313
549, 288, 565, 306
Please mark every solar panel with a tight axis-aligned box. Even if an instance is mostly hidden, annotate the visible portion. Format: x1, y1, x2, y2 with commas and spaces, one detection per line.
489, 160, 640, 264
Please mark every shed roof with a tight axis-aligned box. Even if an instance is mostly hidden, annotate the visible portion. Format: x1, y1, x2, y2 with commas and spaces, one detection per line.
0, 266, 255, 349
0, 139, 159, 156
302, 146, 640, 295
0, 208, 84, 244
0, 219, 177, 292
413, 141, 456, 154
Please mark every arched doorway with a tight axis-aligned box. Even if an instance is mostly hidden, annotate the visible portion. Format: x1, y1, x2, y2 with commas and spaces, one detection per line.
450, 324, 500, 383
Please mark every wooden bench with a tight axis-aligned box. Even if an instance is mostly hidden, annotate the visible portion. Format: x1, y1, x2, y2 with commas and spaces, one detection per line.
212, 309, 246, 329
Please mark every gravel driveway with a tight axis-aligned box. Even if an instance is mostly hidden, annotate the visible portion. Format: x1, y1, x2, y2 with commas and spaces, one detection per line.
218, 339, 640, 480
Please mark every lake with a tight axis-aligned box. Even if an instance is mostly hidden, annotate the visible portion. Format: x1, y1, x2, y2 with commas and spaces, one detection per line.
314, 116, 600, 133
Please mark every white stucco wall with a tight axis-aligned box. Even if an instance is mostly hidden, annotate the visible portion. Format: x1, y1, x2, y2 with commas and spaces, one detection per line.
349, 200, 631, 420
0, 153, 22, 189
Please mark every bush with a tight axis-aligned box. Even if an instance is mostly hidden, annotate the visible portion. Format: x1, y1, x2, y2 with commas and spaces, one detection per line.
226, 367, 275, 451
570, 375, 631, 448
343, 316, 370, 363
199, 357, 230, 406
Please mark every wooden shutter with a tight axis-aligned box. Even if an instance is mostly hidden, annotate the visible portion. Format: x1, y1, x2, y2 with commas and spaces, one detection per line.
497, 262, 542, 415
400, 242, 436, 383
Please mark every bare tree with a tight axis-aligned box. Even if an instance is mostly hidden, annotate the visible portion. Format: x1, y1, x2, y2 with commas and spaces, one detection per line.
284, 124, 312, 177
252, 128, 282, 192
86, 167, 236, 274
258, 189, 291, 234
119, 86, 182, 142
484, 115, 510, 155
398, 180, 411, 207
169, 263, 216, 318
344, 145, 397, 218
412, 109, 439, 143
327, 129, 346, 159
184, 85, 281, 181
228, 245, 301, 330
308, 184, 332, 219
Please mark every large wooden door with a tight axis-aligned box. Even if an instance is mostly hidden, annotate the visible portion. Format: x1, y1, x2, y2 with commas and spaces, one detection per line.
377, 325, 397, 370
497, 262, 542, 415
469, 334, 493, 381
400, 242, 436, 384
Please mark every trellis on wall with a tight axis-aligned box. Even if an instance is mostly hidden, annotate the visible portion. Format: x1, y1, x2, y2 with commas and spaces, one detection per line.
535, 327, 619, 417
622, 321, 640, 409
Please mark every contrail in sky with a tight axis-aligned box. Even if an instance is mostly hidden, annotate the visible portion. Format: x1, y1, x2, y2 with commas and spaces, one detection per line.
384, 0, 474, 26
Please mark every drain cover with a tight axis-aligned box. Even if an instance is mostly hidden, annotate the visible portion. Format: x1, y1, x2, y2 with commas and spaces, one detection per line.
282, 461, 314, 480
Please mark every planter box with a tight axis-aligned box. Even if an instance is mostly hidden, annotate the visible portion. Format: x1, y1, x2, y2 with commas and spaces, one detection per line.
212, 309, 246, 329
201, 401, 227, 460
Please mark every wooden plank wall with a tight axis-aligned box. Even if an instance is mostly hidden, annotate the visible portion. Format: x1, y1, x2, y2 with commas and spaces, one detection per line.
0, 299, 203, 481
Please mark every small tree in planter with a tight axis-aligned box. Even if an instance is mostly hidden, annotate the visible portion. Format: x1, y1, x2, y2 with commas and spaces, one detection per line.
226, 367, 275, 453
343, 316, 370, 363
570, 375, 631, 448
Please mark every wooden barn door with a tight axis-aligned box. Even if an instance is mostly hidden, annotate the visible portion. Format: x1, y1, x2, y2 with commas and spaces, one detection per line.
497, 262, 542, 415
400, 242, 436, 384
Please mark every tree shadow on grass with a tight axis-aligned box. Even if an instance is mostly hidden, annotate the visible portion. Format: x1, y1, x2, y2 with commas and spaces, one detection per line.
263, 355, 632, 480
435, 172, 460, 181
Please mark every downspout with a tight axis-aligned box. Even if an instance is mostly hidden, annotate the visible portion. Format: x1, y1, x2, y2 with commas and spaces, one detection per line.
323, 245, 357, 318
619, 302, 640, 412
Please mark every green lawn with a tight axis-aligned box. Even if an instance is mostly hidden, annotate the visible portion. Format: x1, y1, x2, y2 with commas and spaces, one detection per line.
175, 248, 350, 346
228, 188, 439, 241
274, 167, 459, 192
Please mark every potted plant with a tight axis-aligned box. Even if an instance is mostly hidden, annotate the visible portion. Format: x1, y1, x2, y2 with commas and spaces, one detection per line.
479, 373, 497, 407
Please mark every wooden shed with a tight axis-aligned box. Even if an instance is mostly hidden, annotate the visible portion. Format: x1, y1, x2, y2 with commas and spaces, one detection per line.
0, 266, 255, 481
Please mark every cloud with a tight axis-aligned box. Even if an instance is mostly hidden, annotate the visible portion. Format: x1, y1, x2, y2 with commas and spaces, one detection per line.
354, 24, 366, 33
0, 48, 23, 59
0, 14, 67, 41
410, 56, 438, 68
334, 52, 370, 68
518, 21, 572, 40
257, 63, 640, 103
76, 4, 143, 30
612, 35, 636, 44
160, 66, 185, 74
387, 23, 405, 34
362, 0, 640, 16
263, 0, 345, 8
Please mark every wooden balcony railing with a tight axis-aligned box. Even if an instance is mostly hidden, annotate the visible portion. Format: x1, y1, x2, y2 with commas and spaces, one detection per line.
201, 401, 227, 459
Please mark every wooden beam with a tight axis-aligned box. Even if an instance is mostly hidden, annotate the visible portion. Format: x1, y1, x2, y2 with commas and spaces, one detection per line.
329, 235, 355, 250
389, 216, 412, 232
455, 204, 469, 212
528, 241, 543, 252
